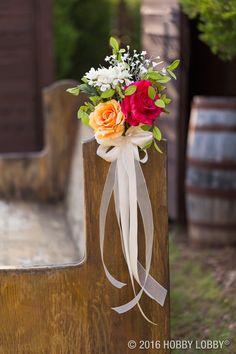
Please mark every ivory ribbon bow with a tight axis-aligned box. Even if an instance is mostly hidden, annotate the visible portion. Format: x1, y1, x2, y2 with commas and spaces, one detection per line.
97, 126, 167, 324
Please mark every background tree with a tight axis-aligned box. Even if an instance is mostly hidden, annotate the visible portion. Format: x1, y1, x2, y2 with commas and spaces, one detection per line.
54, 0, 141, 80
180, 0, 236, 61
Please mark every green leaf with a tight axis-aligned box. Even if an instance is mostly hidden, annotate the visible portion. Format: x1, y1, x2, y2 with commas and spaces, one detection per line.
168, 59, 180, 71
109, 36, 119, 52
117, 52, 122, 61
141, 124, 152, 131
156, 84, 166, 92
155, 99, 165, 108
142, 140, 153, 150
81, 77, 88, 83
66, 86, 80, 96
154, 141, 163, 154
117, 86, 124, 99
148, 86, 156, 100
77, 105, 88, 119
163, 108, 170, 114
153, 126, 162, 141
79, 84, 98, 96
125, 85, 137, 96
146, 71, 163, 80
165, 98, 171, 105
79, 84, 89, 91
85, 102, 95, 111
167, 69, 177, 80
101, 88, 115, 98
157, 76, 172, 84
161, 94, 172, 105
81, 111, 90, 125
89, 96, 101, 105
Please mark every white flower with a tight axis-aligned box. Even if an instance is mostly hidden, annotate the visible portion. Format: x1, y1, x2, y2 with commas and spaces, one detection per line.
162, 68, 167, 74
140, 67, 148, 74
122, 53, 129, 60
125, 79, 133, 86
100, 84, 111, 91
84, 62, 132, 91
84, 67, 98, 81
141, 50, 147, 55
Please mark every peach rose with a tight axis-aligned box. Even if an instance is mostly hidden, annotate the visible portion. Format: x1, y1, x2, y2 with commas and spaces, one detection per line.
89, 99, 125, 139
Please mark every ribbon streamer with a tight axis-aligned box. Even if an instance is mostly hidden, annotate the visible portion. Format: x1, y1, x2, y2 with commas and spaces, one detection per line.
97, 126, 167, 323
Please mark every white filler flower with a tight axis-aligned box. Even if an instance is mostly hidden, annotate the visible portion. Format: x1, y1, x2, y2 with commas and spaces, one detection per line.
84, 63, 132, 91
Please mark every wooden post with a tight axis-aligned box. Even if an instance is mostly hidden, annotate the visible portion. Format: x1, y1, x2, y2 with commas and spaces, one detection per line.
0, 80, 80, 201
82, 139, 170, 353
141, 0, 187, 221
0, 140, 169, 353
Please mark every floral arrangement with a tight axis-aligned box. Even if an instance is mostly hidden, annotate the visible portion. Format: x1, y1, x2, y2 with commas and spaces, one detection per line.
67, 37, 179, 153
68, 37, 179, 324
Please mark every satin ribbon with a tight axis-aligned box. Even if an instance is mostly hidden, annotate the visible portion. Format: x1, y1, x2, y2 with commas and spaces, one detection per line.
97, 126, 167, 324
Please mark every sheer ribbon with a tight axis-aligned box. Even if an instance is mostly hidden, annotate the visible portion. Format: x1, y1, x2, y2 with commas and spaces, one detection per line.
97, 126, 167, 323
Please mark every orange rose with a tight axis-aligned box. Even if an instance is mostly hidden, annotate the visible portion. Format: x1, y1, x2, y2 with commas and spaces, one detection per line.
89, 99, 125, 139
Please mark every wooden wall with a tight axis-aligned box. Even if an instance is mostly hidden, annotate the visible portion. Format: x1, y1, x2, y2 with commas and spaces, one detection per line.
141, 0, 187, 221
0, 0, 54, 153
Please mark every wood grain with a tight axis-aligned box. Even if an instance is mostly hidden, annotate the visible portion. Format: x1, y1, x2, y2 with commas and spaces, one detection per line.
0, 139, 169, 353
0, 201, 80, 268
0, 80, 81, 202
0, 0, 54, 153
141, 0, 185, 221
82, 139, 170, 353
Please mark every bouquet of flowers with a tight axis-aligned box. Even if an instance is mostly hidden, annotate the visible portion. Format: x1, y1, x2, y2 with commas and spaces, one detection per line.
68, 37, 179, 324
67, 37, 179, 152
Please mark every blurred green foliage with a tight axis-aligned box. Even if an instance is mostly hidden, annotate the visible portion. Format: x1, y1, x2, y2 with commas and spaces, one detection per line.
170, 236, 236, 352
53, 0, 141, 80
180, 0, 236, 61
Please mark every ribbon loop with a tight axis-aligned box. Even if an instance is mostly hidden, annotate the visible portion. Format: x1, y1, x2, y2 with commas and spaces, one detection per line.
98, 126, 167, 323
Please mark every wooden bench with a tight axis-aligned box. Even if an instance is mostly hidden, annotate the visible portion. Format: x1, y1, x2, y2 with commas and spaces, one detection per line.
0, 81, 170, 353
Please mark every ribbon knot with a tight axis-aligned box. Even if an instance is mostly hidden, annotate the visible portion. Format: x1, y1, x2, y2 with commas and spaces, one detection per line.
97, 126, 167, 324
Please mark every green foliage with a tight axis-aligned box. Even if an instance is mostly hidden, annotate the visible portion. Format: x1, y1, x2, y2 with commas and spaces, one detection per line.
109, 36, 120, 53
180, 0, 236, 61
101, 89, 115, 98
148, 86, 156, 99
53, 0, 141, 79
53, 0, 111, 80
66, 34, 179, 152
66, 86, 80, 95
141, 124, 152, 131
78, 83, 98, 96
155, 99, 165, 108
170, 236, 236, 352
154, 141, 163, 154
124, 85, 137, 95
153, 126, 162, 141
53, 0, 79, 79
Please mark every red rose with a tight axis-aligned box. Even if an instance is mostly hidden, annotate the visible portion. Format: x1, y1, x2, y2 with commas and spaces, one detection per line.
121, 80, 162, 126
